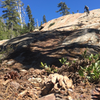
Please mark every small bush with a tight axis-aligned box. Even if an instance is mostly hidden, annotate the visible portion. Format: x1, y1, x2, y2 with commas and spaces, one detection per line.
78, 51, 100, 83
59, 57, 70, 66
48, 22, 55, 28
40, 62, 58, 73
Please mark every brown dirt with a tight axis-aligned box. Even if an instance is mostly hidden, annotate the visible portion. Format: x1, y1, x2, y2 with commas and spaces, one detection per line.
0, 59, 100, 100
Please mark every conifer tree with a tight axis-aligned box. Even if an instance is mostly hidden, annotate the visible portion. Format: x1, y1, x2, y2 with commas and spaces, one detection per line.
56, 2, 70, 16
43, 15, 47, 23
26, 5, 35, 31
1, 0, 20, 31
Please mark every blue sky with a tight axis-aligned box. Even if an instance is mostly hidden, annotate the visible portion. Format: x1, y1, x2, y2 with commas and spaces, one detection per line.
0, 0, 100, 26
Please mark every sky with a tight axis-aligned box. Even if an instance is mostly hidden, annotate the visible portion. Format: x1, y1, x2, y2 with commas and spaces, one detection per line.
0, 0, 100, 26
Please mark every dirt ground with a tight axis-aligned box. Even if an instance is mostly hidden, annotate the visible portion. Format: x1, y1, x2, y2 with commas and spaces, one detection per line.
0, 59, 100, 100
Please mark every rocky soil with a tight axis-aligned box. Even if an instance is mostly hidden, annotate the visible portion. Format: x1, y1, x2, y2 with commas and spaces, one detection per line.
0, 9, 100, 100
0, 58, 100, 100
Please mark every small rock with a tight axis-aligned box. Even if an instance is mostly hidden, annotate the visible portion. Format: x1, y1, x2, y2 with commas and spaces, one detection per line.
67, 89, 73, 92
20, 69, 27, 72
28, 77, 43, 87
20, 69, 28, 75
7, 60, 15, 66
28, 77, 42, 83
68, 96, 73, 100
10, 81, 20, 90
38, 93, 55, 100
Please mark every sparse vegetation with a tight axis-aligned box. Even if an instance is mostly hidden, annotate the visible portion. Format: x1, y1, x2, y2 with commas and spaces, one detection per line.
59, 57, 70, 65
40, 62, 58, 73
59, 50, 100, 83
79, 51, 100, 83
48, 22, 55, 28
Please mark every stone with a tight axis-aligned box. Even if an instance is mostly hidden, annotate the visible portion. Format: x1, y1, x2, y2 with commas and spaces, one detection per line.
28, 77, 43, 87
28, 77, 42, 83
10, 81, 20, 90
38, 93, 55, 100
7, 60, 15, 66
68, 96, 73, 100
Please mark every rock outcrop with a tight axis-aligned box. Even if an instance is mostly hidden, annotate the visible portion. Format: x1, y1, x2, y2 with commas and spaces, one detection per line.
41, 9, 100, 31
0, 9, 100, 68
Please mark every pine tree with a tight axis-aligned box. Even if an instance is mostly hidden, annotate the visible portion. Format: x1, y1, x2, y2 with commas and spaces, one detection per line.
1, 0, 20, 31
56, 2, 70, 16
43, 15, 47, 23
26, 5, 35, 31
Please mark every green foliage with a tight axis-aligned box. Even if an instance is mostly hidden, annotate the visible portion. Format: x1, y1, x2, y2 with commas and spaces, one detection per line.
0, 17, 17, 40
0, 0, 27, 40
59, 57, 70, 65
20, 24, 30, 34
82, 50, 87, 58
48, 22, 55, 28
79, 51, 100, 83
1, 0, 21, 30
40, 62, 58, 73
56, 2, 70, 16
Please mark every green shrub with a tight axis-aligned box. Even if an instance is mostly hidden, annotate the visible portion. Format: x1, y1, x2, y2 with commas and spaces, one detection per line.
59, 57, 70, 65
48, 22, 55, 28
40, 62, 58, 73
78, 51, 100, 83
